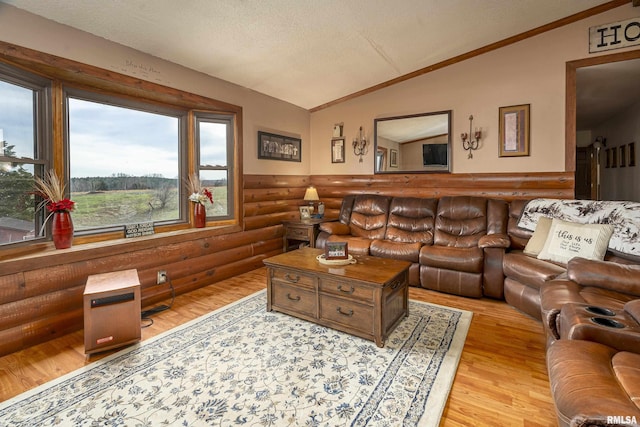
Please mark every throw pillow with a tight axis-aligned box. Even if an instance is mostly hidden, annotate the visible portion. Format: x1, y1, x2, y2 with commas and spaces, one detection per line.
523, 216, 553, 256
537, 218, 614, 265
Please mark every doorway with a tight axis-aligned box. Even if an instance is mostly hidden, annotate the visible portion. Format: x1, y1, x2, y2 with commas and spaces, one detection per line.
568, 49, 640, 201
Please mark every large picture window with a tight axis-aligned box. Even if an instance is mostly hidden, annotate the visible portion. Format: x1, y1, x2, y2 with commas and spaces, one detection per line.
66, 91, 185, 233
0, 45, 241, 250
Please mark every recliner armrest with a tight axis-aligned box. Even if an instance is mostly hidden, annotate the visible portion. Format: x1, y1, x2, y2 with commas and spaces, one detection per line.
319, 221, 350, 235
478, 233, 510, 249
625, 299, 640, 324
567, 257, 640, 296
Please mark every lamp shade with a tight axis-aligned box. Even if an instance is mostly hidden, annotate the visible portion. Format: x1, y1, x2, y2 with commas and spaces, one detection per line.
303, 187, 319, 201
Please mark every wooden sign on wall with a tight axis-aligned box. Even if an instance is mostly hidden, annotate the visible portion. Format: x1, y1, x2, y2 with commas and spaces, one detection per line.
590, 17, 640, 53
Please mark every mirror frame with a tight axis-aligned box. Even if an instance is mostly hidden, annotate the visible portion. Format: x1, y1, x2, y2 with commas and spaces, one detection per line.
374, 110, 452, 174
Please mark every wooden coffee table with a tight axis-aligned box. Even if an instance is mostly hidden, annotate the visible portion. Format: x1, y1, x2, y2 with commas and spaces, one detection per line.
263, 247, 411, 347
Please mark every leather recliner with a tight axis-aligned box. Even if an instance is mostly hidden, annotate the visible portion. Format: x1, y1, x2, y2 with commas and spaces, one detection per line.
418, 196, 510, 298
369, 196, 438, 286
317, 194, 391, 255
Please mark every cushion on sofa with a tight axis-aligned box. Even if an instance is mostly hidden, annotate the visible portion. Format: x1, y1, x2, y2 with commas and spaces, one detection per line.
319, 221, 350, 235
326, 234, 371, 255
347, 194, 391, 240
384, 196, 437, 243
523, 216, 552, 256
433, 196, 488, 247
537, 219, 614, 265
369, 240, 422, 263
419, 245, 483, 273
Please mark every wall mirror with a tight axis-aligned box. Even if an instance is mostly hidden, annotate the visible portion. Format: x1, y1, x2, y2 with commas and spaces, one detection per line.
374, 110, 451, 174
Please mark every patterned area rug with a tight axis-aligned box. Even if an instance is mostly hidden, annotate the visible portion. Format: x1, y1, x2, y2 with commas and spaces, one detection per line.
0, 290, 471, 426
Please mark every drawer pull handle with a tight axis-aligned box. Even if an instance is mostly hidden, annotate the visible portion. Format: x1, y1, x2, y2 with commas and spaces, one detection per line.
391, 280, 401, 289
338, 285, 354, 294
285, 274, 300, 283
287, 293, 301, 301
336, 307, 354, 317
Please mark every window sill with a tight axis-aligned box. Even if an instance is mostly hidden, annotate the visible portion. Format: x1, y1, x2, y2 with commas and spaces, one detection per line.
0, 223, 242, 275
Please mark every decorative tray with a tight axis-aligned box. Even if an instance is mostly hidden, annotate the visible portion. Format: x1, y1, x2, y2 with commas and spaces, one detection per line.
316, 254, 357, 266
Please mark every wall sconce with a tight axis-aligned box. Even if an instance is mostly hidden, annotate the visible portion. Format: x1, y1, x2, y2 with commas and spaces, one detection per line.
353, 126, 368, 162
461, 115, 482, 159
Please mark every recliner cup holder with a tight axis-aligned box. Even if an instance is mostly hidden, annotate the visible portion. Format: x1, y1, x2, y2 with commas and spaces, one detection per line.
585, 306, 616, 317
590, 317, 625, 328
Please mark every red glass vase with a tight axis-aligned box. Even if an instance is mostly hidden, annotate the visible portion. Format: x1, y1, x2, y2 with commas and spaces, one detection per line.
193, 203, 206, 228
51, 210, 74, 249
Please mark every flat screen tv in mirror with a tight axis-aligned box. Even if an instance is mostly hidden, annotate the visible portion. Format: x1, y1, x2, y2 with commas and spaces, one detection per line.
374, 110, 451, 174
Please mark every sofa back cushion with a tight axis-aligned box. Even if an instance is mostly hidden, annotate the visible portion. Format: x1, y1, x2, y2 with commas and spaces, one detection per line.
434, 196, 488, 248
385, 197, 437, 244
348, 194, 392, 240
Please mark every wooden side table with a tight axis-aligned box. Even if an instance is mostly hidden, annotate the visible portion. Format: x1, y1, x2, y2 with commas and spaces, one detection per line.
282, 218, 324, 252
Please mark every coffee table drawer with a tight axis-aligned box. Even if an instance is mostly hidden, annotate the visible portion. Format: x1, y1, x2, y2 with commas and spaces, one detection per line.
271, 282, 316, 316
272, 269, 315, 290
319, 294, 374, 335
319, 278, 373, 302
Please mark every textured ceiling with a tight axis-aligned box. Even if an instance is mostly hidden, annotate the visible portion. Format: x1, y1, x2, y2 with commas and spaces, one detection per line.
1, 0, 615, 110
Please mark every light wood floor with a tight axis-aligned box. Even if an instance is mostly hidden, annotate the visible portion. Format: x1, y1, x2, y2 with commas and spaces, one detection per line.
0, 268, 557, 426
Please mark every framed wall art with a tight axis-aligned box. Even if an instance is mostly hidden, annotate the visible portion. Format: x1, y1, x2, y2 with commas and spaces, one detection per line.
605, 148, 611, 168
499, 104, 530, 157
390, 149, 398, 167
629, 142, 636, 167
258, 131, 301, 162
331, 138, 345, 163
620, 146, 626, 167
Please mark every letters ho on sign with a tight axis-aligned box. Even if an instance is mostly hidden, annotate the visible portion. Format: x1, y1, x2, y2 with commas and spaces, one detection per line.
590, 17, 640, 53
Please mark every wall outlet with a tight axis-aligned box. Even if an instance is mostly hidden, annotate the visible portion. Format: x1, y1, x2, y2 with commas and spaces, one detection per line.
157, 270, 167, 285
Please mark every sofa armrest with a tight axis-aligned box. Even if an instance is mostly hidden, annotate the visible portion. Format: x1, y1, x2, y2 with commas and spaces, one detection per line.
319, 221, 350, 235
625, 299, 640, 324
478, 233, 510, 249
567, 257, 640, 296
540, 278, 584, 340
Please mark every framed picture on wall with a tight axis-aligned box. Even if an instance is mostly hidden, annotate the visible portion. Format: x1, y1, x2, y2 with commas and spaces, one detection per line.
390, 149, 398, 167
620, 146, 626, 167
258, 131, 302, 162
605, 148, 611, 168
499, 104, 530, 157
629, 142, 636, 167
611, 148, 618, 168
331, 138, 345, 163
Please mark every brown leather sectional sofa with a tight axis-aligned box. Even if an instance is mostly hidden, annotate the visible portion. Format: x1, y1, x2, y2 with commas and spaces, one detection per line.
315, 194, 640, 426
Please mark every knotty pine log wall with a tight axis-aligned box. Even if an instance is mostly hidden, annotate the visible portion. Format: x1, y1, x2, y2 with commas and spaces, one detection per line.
0, 171, 573, 356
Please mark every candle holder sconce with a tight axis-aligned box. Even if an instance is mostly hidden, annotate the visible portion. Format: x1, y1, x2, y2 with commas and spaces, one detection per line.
461, 115, 481, 159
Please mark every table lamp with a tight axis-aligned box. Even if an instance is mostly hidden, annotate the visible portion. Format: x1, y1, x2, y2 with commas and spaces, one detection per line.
303, 186, 321, 217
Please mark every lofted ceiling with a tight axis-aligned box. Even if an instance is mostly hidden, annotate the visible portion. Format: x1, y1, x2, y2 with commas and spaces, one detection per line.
0, 0, 620, 112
